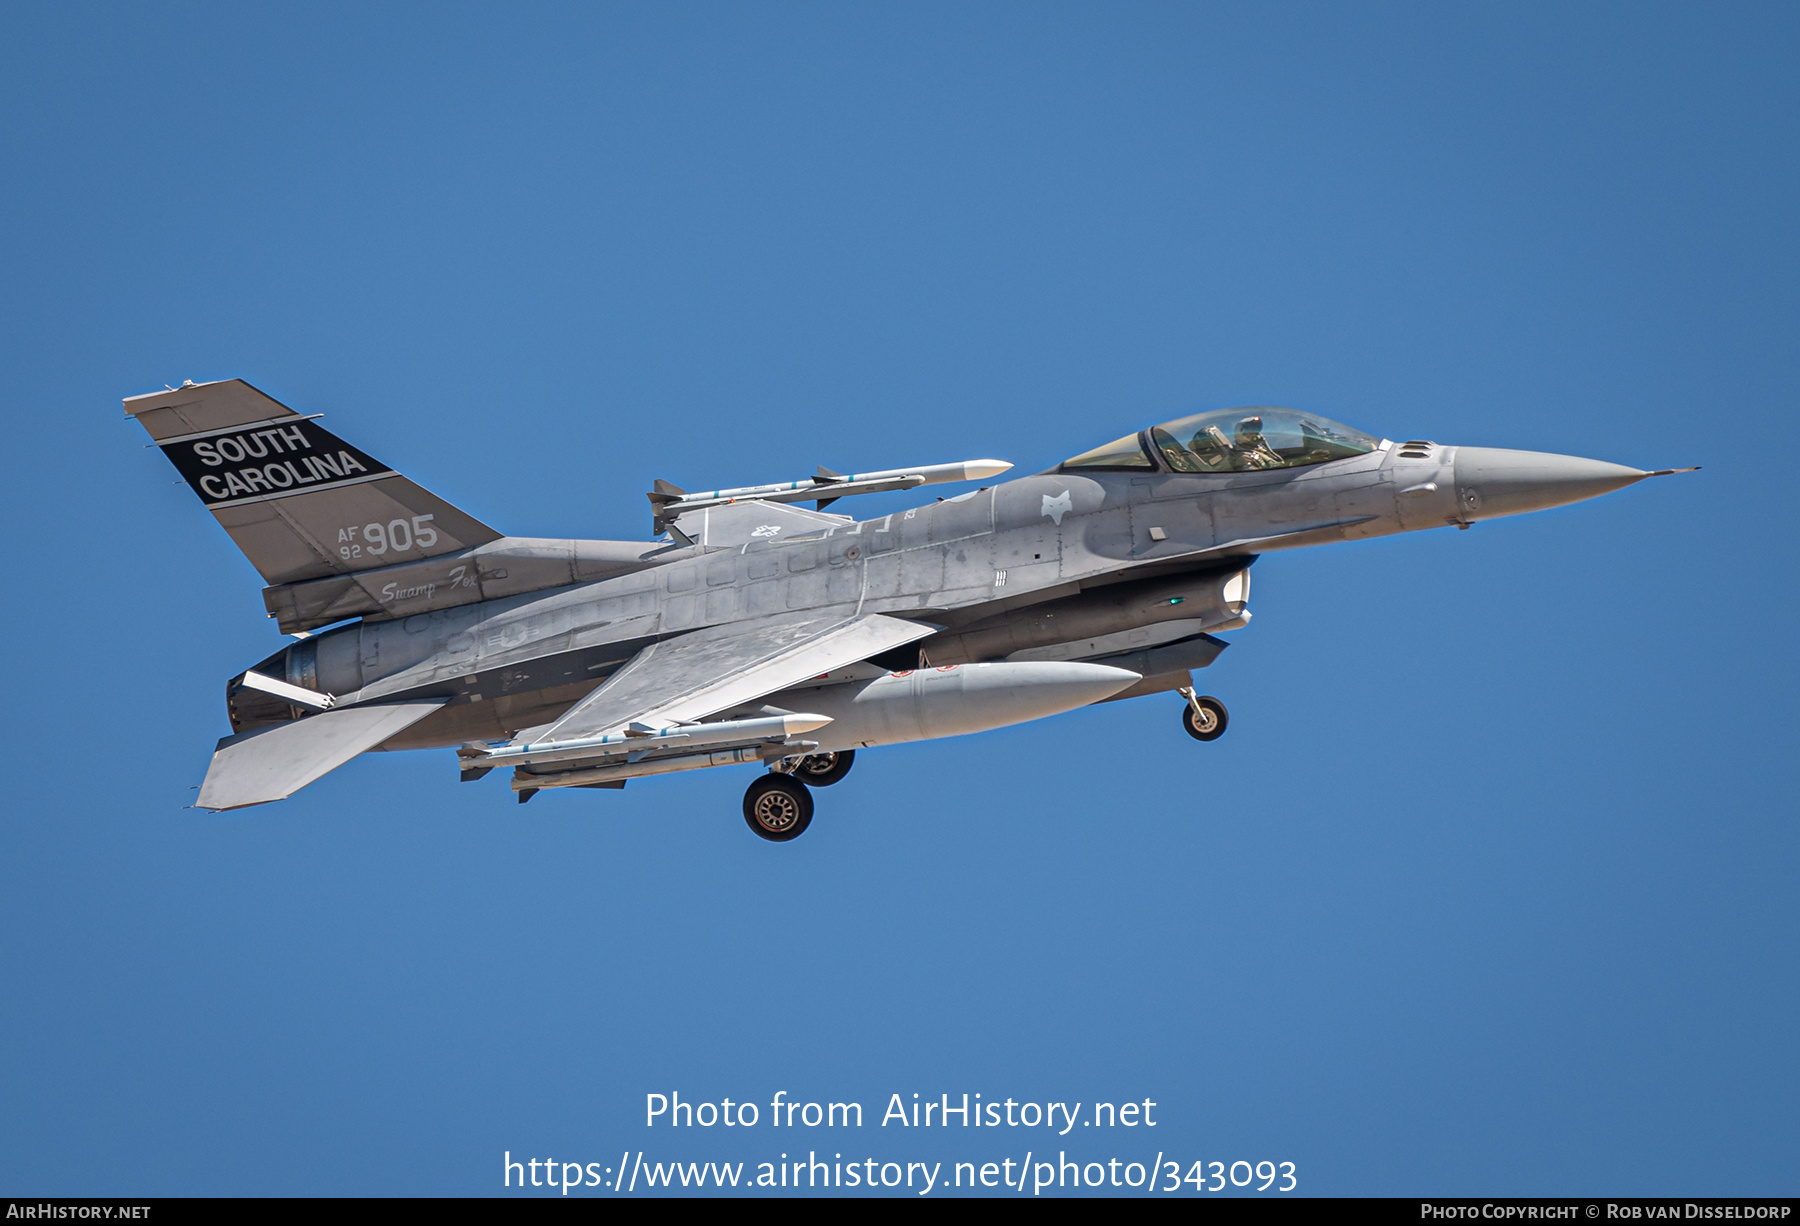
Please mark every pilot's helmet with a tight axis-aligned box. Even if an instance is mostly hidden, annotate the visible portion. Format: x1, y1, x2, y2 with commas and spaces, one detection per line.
1235, 415, 1265, 442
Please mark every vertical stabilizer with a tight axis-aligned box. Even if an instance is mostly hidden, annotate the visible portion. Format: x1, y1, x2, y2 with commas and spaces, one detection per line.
127, 379, 501, 586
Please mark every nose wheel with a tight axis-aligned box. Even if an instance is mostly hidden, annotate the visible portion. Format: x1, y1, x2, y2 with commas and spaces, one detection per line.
1178, 689, 1228, 742
744, 774, 814, 841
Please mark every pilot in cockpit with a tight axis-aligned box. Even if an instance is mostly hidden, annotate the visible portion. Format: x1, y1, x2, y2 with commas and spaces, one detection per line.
1181, 414, 1285, 472
1231, 415, 1285, 469
1127, 406, 1380, 476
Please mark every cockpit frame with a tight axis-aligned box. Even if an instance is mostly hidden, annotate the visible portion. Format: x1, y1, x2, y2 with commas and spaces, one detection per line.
1060, 407, 1383, 477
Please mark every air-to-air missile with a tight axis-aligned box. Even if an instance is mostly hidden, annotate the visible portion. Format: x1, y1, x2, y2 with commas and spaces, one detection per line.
127, 380, 1693, 840
648, 459, 1016, 534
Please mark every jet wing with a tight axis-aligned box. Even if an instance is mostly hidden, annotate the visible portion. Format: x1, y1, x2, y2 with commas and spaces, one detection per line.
197, 700, 447, 811
513, 612, 936, 744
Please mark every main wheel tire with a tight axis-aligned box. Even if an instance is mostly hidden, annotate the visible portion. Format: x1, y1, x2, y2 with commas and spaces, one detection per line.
1181, 696, 1229, 742
743, 774, 814, 841
792, 749, 855, 787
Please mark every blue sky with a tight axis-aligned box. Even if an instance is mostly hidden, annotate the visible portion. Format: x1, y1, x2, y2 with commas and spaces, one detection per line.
1, 1, 1794, 1196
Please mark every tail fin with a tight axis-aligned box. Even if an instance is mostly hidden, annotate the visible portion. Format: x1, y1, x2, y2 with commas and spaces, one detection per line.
127, 379, 501, 586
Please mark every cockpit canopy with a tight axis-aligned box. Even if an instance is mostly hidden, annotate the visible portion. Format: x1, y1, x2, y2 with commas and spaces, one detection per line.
1063, 407, 1381, 474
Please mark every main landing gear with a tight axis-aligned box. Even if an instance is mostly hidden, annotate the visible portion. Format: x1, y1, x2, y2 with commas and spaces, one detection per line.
742, 751, 854, 842
1178, 688, 1229, 742
791, 749, 855, 787
743, 774, 814, 841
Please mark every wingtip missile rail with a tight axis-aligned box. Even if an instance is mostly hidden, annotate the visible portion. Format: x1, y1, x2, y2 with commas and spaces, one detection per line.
647, 459, 1013, 531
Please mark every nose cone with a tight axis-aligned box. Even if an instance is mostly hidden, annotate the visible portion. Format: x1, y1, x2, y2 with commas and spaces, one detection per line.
1452, 447, 1647, 520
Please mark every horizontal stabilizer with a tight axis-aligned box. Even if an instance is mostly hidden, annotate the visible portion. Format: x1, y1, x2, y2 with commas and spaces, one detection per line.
197, 700, 446, 811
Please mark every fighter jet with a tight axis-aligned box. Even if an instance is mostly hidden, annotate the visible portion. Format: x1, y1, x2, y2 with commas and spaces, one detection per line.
127, 380, 1693, 840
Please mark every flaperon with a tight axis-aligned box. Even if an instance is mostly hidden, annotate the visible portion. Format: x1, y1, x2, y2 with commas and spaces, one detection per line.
128, 379, 1693, 840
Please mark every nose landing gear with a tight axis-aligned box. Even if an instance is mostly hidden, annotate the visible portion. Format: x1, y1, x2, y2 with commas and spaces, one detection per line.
1178, 688, 1228, 742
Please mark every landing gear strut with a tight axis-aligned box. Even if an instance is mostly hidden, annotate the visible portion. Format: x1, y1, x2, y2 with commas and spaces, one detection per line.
791, 749, 855, 787
1178, 688, 1228, 742
743, 774, 814, 841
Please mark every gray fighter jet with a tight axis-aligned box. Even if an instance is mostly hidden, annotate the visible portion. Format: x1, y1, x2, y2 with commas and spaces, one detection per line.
128, 380, 1692, 840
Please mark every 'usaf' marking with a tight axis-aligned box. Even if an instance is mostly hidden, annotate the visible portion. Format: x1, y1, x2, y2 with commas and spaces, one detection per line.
159, 418, 396, 506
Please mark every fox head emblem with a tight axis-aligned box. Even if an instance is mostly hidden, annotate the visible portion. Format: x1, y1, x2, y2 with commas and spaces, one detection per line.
1041, 490, 1073, 525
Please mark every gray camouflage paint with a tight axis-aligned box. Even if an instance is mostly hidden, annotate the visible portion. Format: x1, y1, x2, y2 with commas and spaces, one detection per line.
128, 381, 1662, 789
248, 441, 1642, 756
